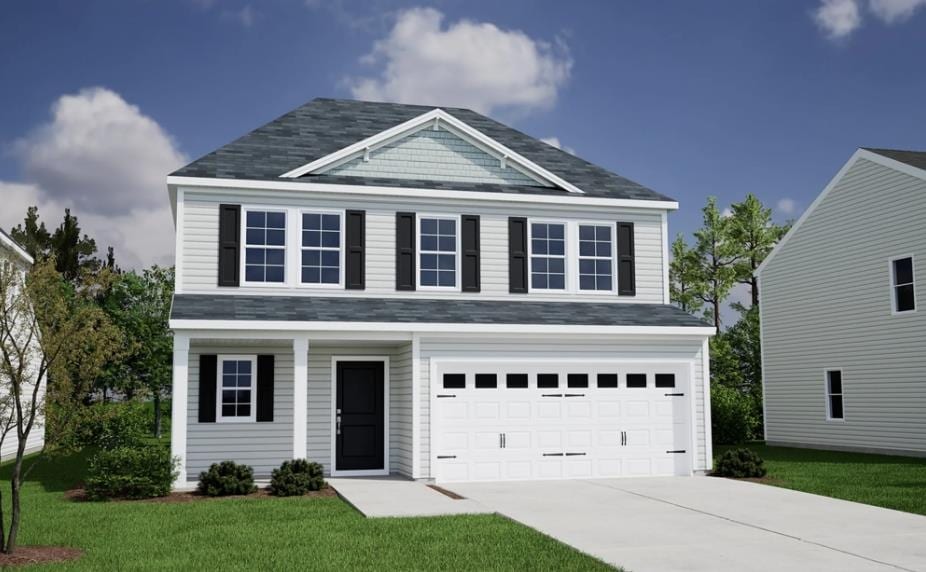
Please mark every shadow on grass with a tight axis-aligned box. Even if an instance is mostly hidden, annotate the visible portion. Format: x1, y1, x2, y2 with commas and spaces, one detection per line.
0, 450, 90, 493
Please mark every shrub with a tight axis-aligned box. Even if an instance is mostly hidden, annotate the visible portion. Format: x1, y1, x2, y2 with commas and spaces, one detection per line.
53, 402, 149, 452
85, 445, 177, 500
713, 448, 767, 479
269, 459, 325, 496
197, 461, 257, 496
711, 384, 759, 445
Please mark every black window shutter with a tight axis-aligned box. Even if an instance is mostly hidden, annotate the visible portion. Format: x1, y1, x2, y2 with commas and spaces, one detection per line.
345, 210, 366, 290
508, 217, 528, 293
217, 204, 241, 287
617, 222, 636, 296
198, 354, 217, 423
461, 215, 481, 292
396, 212, 416, 291
256, 355, 274, 422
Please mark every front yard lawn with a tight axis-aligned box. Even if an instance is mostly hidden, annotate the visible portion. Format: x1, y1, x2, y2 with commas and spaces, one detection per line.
3, 453, 614, 571
715, 443, 926, 516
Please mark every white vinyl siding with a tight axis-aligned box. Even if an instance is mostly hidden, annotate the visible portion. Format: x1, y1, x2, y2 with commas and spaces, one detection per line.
761, 158, 926, 456
177, 188, 667, 303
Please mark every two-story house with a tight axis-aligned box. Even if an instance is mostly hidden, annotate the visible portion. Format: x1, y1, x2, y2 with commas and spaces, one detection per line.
758, 148, 926, 457
166, 98, 714, 489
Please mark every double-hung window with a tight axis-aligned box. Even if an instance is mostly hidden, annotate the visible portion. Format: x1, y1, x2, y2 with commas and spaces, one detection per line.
219, 356, 256, 422
244, 210, 286, 283
530, 222, 566, 290
825, 370, 844, 420
578, 224, 615, 291
891, 256, 916, 313
419, 216, 458, 288
301, 212, 342, 286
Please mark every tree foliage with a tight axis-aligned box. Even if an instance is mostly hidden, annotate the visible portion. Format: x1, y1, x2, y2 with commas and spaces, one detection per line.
692, 197, 740, 333
10, 207, 106, 285
728, 194, 789, 308
669, 234, 703, 315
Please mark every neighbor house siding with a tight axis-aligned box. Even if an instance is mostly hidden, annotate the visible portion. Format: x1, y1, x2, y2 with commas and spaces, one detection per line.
177, 188, 666, 303
761, 158, 926, 455
416, 335, 707, 478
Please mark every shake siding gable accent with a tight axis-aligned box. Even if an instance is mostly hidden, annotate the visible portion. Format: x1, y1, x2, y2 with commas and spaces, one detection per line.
461, 215, 480, 292
617, 222, 636, 296
198, 354, 217, 423
217, 204, 240, 287
256, 355, 274, 422
508, 217, 528, 293
345, 210, 366, 290
395, 212, 416, 291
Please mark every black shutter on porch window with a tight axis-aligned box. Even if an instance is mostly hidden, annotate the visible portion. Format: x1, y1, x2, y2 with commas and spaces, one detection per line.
217, 204, 240, 287
508, 217, 528, 293
345, 210, 366, 290
461, 215, 481, 292
256, 355, 274, 422
198, 354, 217, 423
617, 222, 636, 296
395, 212, 416, 291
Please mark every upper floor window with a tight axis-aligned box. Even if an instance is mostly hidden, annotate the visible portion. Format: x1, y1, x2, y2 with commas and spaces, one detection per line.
891, 256, 915, 314
301, 212, 342, 286
418, 216, 458, 288
244, 210, 286, 283
825, 369, 843, 421
578, 224, 614, 292
219, 356, 256, 422
530, 222, 566, 290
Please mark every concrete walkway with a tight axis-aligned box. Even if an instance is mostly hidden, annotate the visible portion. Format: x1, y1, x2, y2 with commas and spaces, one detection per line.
448, 477, 926, 572
328, 476, 491, 518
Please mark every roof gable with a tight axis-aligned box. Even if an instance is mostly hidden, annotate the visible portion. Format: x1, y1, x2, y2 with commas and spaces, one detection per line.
0, 228, 33, 265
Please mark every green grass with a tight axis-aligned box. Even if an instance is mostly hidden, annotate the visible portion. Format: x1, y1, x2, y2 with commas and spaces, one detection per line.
1, 453, 614, 571
715, 443, 926, 515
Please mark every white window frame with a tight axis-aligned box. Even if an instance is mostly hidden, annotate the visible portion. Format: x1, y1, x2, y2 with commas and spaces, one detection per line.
416, 214, 461, 291
217, 355, 257, 423
241, 207, 288, 287
889, 254, 916, 315
297, 208, 345, 289
576, 221, 617, 295
527, 219, 569, 293
824, 368, 844, 422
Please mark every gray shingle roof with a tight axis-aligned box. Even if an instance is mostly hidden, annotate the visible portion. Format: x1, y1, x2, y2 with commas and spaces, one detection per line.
864, 148, 926, 172
170, 294, 709, 328
171, 98, 673, 202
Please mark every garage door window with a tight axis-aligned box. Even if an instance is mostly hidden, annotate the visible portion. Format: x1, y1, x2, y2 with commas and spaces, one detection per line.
443, 373, 465, 389
475, 374, 498, 389
626, 373, 647, 388
597, 373, 618, 388
537, 373, 559, 388
655, 374, 676, 388
506, 374, 528, 388
567, 373, 589, 388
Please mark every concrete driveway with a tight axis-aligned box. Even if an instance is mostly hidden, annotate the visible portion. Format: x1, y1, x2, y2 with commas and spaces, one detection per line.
447, 477, 926, 572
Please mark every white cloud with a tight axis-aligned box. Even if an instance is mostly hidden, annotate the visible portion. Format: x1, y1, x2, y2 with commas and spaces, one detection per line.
3, 88, 185, 269
225, 5, 254, 27
776, 198, 798, 216
721, 207, 734, 219
539, 137, 575, 155
348, 8, 572, 115
814, 0, 862, 38
869, 0, 926, 22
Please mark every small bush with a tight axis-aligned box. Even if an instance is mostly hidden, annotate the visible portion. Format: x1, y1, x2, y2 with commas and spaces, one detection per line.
711, 384, 758, 445
269, 459, 325, 496
714, 448, 767, 479
85, 445, 177, 500
197, 461, 257, 496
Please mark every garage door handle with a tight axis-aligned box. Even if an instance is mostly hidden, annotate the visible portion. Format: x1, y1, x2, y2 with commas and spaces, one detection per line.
621, 431, 626, 446
437, 455, 457, 459
564, 393, 585, 398
664, 393, 684, 397
542, 453, 564, 457
437, 394, 457, 398
565, 452, 586, 456
542, 394, 563, 397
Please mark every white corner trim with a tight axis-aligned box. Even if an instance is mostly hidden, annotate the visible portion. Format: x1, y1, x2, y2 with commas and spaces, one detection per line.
701, 337, 712, 471
329, 355, 390, 477
0, 231, 33, 265
758, 276, 769, 443
170, 334, 190, 488
292, 336, 309, 459
661, 210, 670, 304
279, 108, 586, 194
411, 333, 421, 479
174, 188, 185, 294
756, 148, 926, 277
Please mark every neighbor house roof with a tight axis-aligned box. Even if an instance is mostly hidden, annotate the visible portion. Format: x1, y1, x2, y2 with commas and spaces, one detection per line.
0, 228, 33, 265
863, 148, 926, 172
171, 98, 673, 202
170, 294, 710, 329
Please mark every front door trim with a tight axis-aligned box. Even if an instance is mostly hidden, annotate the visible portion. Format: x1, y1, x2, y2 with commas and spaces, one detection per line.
330, 356, 390, 477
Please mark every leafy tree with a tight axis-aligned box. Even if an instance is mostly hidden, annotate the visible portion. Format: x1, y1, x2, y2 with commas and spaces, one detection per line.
728, 194, 789, 308
669, 234, 703, 314
9, 207, 51, 261
10, 207, 107, 285
692, 197, 740, 333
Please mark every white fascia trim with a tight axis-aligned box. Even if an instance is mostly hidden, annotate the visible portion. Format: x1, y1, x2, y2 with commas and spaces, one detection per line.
166, 176, 679, 211
279, 108, 585, 194
0, 232, 33, 265
756, 148, 926, 277
170, 319, 716, 337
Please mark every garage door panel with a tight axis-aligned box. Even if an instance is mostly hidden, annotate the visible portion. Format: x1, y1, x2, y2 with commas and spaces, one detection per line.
505, 431, 532, 449
474, 431, 501, 450
598, 401, 621, 418
566, 401, 593, 418
536, 402, 562, 419
625, 400, 651, 417
537, 459, 564, 478
597, 458, 623, 477
566, 430, 593, 448
438, 401, 467, 419
442, 431, 469, 450
537, 430, 563, 449
564, 457, 593, 478
474, 402, 501, 419
506, 402, 531, 419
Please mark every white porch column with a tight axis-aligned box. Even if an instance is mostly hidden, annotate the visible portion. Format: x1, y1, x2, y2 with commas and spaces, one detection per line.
171, 334, 190, 487
292, 336, 309, 460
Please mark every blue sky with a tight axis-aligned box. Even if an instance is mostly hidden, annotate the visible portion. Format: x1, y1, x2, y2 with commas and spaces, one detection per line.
1, 0, 925, 270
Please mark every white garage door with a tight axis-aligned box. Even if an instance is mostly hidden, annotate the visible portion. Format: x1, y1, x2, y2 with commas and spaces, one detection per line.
432, 360, 692, 483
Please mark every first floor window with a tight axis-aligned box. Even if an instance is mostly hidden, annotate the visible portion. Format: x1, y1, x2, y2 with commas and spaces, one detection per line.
530, 222, 565, 290
578, 224, 614, 291
419, 217, 457, 288
891, 256, 915, 313
301, 212, 341, 285
826, 370, 843, 420
244, 210, 286, 283
219, 357, 255, 421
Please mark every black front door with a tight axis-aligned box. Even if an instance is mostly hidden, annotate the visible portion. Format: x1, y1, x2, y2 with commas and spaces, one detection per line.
336, 361, 385, 471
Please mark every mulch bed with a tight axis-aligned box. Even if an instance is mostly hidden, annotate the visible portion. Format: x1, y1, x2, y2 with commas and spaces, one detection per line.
65, 485, 337, 503
0, 546, 83, 567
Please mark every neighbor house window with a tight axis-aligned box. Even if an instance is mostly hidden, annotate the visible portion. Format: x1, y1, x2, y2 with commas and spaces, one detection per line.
244, 210, 286, 283
419, 217, 458, 288
891, 256, 915, 313
530, 222, 566, 290
826, 370, 844, 420
301, 212, 342, 285
218, 356, 256, 422
578, 224, 614, 291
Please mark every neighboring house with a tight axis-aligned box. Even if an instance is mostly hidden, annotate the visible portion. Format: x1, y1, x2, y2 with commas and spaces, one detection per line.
758, 148, 926, 457
0, 228, 44, 460
166, 98, 714, 489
